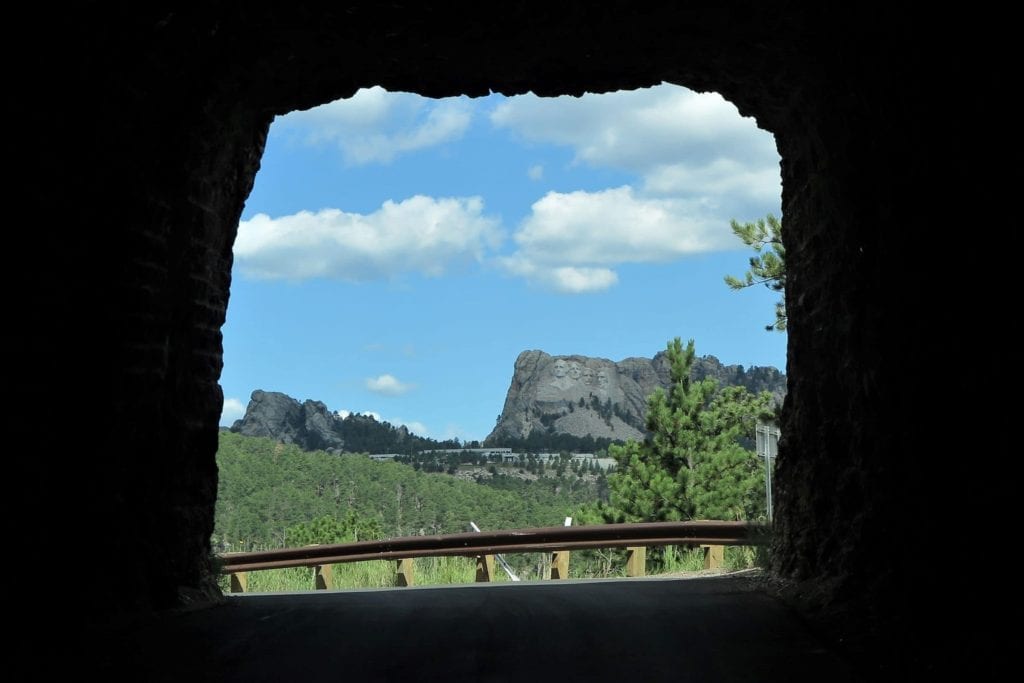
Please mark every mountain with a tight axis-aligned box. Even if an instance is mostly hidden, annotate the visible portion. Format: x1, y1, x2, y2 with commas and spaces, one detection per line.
230, 390, 458, 454
485, 350, 786, 445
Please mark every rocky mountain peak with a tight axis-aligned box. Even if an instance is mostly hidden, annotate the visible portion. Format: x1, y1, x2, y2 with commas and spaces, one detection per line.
486, 349, 785, 445
230, 390, 347, 453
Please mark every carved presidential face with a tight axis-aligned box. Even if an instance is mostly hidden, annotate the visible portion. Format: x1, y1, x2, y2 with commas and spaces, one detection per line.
597, 369, 610, 388
582, 367, 595, 385
553, 359, 568, 378
568, 362, 582, 380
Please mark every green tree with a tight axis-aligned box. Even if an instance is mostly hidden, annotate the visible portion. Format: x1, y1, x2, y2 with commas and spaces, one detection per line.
214, 431, 605, 547
724, 213, 786, 332
582, 338, 773, 523
686, 386, 773, 519
286, 512, 383, 547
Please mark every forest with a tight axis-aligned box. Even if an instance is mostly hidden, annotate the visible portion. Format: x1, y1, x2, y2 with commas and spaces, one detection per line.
214, 431, 606, 551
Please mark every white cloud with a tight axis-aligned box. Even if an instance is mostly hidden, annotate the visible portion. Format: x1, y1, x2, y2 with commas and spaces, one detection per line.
499, 186, 729, 292
490, 84, 781, 294
400, 420, 430, 437
276, 87, 472, 164
514, 186, 729, 263
365, 374, 414, 396
220, 397, 246, 425
642, 159, 780, 205
254, 84, 781, 295
490, 85, 777, 178
548, 267, 619, 293
502, 258, 619, 294
235, 196, 502, 281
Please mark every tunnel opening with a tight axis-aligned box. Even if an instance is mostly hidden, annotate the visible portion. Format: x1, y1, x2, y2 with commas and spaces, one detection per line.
215, 83, 787, 589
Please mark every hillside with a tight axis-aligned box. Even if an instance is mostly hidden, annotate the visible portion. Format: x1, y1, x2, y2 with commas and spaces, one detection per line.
214, 432, 604, 549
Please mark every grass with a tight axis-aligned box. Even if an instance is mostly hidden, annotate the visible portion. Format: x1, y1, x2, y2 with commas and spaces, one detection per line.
219, 556, 484, 593
218, 544, 765, 593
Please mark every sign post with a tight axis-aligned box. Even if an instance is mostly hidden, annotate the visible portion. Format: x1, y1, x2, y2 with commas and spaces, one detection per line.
755, 423, 780, 523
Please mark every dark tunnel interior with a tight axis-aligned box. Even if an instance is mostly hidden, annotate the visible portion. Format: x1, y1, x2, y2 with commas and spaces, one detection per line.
17, 3, 1002, 674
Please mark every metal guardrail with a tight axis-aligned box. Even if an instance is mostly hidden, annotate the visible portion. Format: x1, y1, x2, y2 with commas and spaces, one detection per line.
220, 521, 767, 590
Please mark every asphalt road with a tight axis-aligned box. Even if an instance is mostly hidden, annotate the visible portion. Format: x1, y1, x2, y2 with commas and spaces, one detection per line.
84, 575, 857, 682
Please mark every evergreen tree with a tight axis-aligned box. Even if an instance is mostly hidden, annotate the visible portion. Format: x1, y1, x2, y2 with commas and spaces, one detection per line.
724, 214, 786, 331
583, 338, 774, 523
286, 512, 383, 546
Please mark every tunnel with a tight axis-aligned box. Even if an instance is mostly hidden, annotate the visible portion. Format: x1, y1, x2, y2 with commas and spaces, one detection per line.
20, 3, 997, 675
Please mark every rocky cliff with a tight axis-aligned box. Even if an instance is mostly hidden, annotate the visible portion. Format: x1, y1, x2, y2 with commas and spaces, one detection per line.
486, 350, 785, 443
230, 390, 348, 452
230, 390, 457, 454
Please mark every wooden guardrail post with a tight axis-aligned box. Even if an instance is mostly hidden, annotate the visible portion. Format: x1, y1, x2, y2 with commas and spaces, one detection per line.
229, 571, 248, 593
475, 554, 495, 582
702, 544, 724, 570
395, 558, 415, 587
626, 547, 646, 577
314, 563, 333, 590
550, 550, 570, 579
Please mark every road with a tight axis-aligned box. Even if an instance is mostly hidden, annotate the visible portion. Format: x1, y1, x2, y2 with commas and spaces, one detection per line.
84, 575, 858, 681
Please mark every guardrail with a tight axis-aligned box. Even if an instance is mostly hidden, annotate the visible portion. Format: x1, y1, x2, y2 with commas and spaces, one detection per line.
220, 520, 768, 592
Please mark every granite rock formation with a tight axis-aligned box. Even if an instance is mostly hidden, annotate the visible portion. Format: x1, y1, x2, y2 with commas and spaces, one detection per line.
230, 390, 346, 453
229, 390, 463, 455
487, 350, 785, 443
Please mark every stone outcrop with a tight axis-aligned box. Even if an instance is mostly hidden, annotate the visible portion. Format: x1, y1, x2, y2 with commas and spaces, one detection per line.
230, 390, 460, 454
230, 390, 346, 453
487, 350, 785, 443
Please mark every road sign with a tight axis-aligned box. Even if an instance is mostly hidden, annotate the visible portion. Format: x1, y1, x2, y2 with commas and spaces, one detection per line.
756, 423, 780, 522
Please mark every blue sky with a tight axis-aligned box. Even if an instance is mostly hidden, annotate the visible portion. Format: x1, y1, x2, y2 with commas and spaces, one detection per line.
220, 84, 786, 441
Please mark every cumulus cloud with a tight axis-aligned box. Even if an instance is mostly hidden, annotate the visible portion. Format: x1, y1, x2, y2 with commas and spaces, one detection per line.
515, 186, 729, 263
490, 84, 781, 293
490, 85, 777, 182
220, 397, 246, 425
398, 420, 430, 437
502, 258, 619, 293
365, 374, 414, 396
253, 84, 780, 295
499, 186, 729, 292
276, 86, 472, 164
235, 196, 502, 281
641, 159, 780, 206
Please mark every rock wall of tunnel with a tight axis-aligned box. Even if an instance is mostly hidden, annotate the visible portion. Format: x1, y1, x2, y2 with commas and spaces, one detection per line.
23, 4, 995, 656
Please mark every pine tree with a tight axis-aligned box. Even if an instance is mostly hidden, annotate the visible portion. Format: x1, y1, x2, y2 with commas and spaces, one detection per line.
724, 214, 786, 332
587, 338, 774, 522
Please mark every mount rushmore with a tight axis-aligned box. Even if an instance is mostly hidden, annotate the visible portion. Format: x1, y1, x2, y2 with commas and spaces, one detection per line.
486, 349, 786, 443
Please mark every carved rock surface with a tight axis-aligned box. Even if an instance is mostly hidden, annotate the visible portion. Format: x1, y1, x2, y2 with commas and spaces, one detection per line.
487, 350, 785, 443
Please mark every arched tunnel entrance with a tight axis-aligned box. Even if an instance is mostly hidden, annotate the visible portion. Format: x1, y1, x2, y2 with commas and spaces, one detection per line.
22, 3, 996, 675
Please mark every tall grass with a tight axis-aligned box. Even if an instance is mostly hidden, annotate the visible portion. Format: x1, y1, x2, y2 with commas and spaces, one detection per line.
661, 546, 707, 572
220, 556, 480, 593
724, 545, 763, 571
